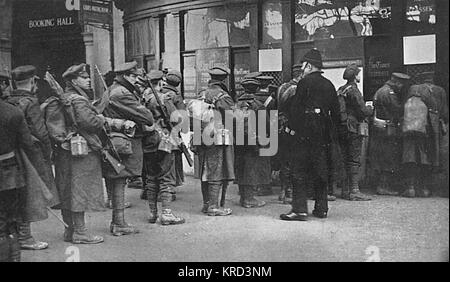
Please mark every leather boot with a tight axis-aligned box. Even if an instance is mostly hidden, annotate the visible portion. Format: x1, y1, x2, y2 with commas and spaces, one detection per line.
401, 176, 416, 198
242, 186, 266, 208
347, 167, 371, 201
201, 182, 209, 214
160, 209, 185, 225
17, 221, 48, 250
9, 233, 21, 262
111, 180, 139, 236
146, 183, 158, 224
72, 212, 103, 244
106, 179, 132, 209
62, 210, 74, 242
376, 172, 399, 196
0, 236, 10, 262
207, 183, 232, 216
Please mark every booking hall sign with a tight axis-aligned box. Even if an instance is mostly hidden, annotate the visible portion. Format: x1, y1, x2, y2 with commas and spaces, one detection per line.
18, 0, 113, 36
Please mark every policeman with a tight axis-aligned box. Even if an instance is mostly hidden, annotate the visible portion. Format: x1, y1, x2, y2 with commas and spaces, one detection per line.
0, 96, 35, 261
102, 61, 154, 236
196, 66, 235, 216
6, 65, 60, 250
281, 49, 341, 221
234, 78, 269, 208
371, 72, 411, 196
337, 64, 373, 201
143, 70, 185, 225
55, 64, 106, 244
161, 70, 187, 190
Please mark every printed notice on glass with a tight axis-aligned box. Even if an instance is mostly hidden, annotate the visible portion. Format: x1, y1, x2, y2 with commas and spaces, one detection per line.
258, 49, 282, 72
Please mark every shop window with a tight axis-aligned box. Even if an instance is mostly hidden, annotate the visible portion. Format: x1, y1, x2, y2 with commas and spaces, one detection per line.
262, 0, 283, 45
183, 54, 197, 99
233, 49, 251, 98
184, 5, 250, 50
163, 13, 180, 70
406, 0, 436, 35
125, 17, 158, 59
294, 0, 391, 42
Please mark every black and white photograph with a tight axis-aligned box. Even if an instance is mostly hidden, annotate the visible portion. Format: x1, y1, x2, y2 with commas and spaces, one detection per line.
0, 0, 448, 266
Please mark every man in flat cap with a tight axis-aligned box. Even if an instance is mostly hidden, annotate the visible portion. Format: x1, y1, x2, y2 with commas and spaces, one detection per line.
143, 69, 186, 225
270, 64, 304, 204
195, 67, 235, 216
400, 72, 448, 198
101, 61, 154, 236
161, 70, 187, 190
370, 72, 411, 196
336, 64, 373, 201
281, 48, 342, 221
0, 88, 36, 261
5, 65, 60, 250
234, 78, 270, 208
53, 63, 105, 244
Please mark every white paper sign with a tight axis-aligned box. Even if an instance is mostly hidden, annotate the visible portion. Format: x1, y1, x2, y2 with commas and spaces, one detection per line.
403, 35, 436, 65
258, 49, 282, 72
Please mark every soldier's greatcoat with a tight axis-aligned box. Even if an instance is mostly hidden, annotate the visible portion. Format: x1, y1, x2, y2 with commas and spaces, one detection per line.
102, 77, 154, 179
54, 85, 105, 212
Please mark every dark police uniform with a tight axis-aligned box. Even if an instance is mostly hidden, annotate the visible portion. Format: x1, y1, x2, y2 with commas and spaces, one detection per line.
0, 99, 34, 262
143, 70, 185, 225
282, 49, 341, 221
102, 61, 154, 236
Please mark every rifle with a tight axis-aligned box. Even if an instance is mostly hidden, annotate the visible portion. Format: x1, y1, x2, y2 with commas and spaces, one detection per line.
94, 65, 108, 91
44, 71, 64, 97
144, 70, 194, 167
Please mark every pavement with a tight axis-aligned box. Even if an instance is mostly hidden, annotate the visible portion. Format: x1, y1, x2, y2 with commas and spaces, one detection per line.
22, 177, 449, 262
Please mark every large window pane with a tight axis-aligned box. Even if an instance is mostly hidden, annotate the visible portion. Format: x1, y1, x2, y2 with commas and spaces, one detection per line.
125, 17, 158, 58
294, 0, 392, 42
184, 5, 250, 50
262, 0, 283, 45
406, 0, 436, 35
234, 50, 251, 98
183, 55, 197, 99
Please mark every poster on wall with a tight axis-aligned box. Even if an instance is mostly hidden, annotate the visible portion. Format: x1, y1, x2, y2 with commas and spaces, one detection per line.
403, 34, 436, 65
195, 47, 231, 93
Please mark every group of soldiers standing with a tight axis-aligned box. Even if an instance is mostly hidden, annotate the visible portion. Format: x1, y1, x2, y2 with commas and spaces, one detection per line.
0, 47, 448, 262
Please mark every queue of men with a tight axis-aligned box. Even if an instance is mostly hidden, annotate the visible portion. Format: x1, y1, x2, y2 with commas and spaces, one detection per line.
0, 47, 448, 262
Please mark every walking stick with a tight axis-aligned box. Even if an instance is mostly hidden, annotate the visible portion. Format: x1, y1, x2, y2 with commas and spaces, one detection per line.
46, 207, 69, 228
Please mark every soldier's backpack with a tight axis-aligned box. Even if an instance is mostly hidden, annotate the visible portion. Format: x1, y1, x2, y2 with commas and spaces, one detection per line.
402, 84, 430, 136
40, 96, 75, 146
337, 85, 352, 126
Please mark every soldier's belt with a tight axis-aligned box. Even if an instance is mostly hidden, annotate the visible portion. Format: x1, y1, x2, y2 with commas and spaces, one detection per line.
0, 151, 15, 161
284, 127, 296, 136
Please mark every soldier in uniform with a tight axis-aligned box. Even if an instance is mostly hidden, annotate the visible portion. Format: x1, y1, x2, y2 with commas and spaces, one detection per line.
234, 78, 270, 208
196, 67, 235, 216
273, 64, 303, 203
55, 64, 106, 244
254, 75, 275, 196
6, 66, 60, 250
280, 49, 341, 221
0, 93, 35, 262
371, 73, 411, 196
143, 70, 186, 225
102, 62, 154, 236
161, 70, 186, 190
401, 72, 448, 197
336, 64, 373, 201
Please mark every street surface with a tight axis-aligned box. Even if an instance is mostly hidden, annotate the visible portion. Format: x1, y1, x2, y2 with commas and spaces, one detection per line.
23, 177, 449, 262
